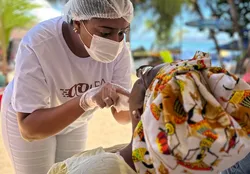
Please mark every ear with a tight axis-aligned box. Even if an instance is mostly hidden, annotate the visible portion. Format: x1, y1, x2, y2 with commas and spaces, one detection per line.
73, 20, 81, 34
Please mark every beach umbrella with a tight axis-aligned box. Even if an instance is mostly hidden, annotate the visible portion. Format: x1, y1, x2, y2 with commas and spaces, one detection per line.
185, 19, 232, 30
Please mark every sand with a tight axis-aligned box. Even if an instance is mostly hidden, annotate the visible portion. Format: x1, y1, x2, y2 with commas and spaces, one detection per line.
0, 75, 137, 174
0, 109, 132, 174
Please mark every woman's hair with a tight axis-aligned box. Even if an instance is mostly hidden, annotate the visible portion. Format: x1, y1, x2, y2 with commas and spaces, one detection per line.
63, 0, 134, 24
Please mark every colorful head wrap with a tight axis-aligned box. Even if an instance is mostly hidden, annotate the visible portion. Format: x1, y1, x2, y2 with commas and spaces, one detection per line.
132, 51, 250, 174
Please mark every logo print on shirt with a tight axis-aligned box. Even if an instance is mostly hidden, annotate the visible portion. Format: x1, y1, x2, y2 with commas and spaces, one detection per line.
60, 79, 106, 98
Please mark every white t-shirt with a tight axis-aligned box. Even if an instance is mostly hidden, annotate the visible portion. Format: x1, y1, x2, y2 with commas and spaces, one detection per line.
7, 17, 132, 133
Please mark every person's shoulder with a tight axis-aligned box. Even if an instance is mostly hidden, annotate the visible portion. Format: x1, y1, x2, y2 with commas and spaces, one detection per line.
22, 17, 63, 47
114, 41, 130, 63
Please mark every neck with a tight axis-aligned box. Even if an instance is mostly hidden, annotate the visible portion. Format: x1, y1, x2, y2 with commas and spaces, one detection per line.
62, 22, 90, 58
119, 141, 136, 171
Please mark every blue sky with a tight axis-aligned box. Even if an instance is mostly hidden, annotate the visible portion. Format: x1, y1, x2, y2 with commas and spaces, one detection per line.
130, 1, 236, 60
52, 0, 238, 61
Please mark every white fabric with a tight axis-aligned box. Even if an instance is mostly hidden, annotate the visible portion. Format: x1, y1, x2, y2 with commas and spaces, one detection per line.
132, 52, 250, 174
114, 93, 129, 112
2, 16, 132, 174
126, 42, 136, 74
1, 84, 88, 174
48, 147, 137, 174
81, 23, 125, 63
8, 16, 132, 133
83, 36, 124, 63
63, 0, 134, 23
79, 83, 129, 112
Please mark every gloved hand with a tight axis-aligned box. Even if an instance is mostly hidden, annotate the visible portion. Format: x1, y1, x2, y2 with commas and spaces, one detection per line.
113, 93, 130, 112
79, 83, 130, 111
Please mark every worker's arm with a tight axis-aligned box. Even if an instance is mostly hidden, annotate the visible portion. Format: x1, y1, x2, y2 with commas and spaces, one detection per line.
17, 96, 84, 141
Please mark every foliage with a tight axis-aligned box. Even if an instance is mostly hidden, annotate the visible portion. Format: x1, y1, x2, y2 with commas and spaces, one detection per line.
132, 0, 186, 47
209, 0, 250, 38
0, 0, 40, 76
0, 0, 40, 47
207, 0, 250, 72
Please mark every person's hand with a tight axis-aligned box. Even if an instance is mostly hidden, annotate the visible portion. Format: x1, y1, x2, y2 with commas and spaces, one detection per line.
79, 83, 130, 111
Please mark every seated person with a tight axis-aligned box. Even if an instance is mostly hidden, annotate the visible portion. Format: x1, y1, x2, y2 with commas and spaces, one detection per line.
49, 51, 250, 174
48, 63, 164, 174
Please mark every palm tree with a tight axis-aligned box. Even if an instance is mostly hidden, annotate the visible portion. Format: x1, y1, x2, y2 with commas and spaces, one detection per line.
131, 0, 184, 48
0, 0, 40, 82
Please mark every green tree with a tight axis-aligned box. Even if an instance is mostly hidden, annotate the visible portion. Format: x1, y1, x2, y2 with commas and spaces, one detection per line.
207, 0, 250, 52
0, 0, 40, 81
187, 0, 224, 67
132, 0, 185, 48
185, 0, 250, 70
209, 0, 250, 73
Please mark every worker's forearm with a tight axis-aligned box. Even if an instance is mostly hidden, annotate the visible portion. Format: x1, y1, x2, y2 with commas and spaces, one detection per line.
18, 96, 84, 140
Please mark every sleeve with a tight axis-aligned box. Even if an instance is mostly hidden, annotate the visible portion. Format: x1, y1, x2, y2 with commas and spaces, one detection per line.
111, 42, 132, 90
12, 40, 50, 113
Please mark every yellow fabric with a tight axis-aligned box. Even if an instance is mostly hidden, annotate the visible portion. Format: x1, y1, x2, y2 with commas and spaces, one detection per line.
48, 162, 67, 174
132, 51, 250, 174
48, 147, 105, 174
48, 147, 136, 174
160, 50, 174, 63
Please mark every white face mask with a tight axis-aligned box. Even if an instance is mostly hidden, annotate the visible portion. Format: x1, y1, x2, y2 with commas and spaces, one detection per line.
79, 23, 124, 63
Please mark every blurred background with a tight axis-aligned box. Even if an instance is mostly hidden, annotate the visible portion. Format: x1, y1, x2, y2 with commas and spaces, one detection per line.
1, 0, 250, 84
1, 0, 250, 173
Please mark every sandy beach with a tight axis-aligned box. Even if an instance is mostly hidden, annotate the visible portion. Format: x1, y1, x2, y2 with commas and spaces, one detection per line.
0, 108, 132, 174
0, 75, 136, 174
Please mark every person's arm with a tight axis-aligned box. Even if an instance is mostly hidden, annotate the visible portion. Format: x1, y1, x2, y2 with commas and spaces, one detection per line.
18, 81, 131, 141
12, 41, 86, 141
17, 96, 84, 141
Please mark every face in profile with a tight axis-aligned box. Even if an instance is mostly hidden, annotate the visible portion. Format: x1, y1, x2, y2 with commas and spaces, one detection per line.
73, 18, 130, 48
